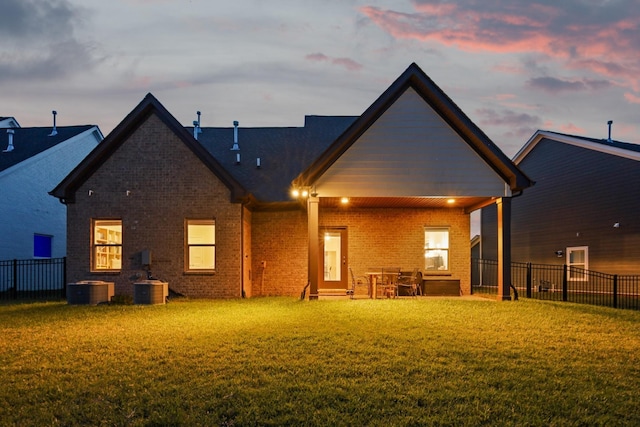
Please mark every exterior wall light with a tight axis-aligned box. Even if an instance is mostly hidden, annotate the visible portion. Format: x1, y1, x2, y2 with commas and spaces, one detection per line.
340, 197, 349, 204
292, 187, 315, 199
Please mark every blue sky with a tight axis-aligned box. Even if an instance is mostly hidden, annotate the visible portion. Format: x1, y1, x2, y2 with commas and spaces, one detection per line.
1, 0, 639, 157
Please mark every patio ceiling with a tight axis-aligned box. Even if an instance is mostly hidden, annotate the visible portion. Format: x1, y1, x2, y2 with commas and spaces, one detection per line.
319, 196, 494, 211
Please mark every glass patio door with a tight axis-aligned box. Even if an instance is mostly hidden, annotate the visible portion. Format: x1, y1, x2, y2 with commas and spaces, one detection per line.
319, 228, 348, 290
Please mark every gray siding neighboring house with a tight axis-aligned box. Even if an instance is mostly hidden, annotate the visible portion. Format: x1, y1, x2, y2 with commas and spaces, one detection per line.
481, 130, 640, 275
0, 118, 103, 260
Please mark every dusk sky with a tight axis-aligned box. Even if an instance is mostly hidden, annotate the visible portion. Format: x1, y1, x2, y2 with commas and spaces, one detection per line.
2, 0, 639, 157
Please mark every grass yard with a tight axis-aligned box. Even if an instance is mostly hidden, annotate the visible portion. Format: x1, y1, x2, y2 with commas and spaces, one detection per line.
1, 297, 639, 426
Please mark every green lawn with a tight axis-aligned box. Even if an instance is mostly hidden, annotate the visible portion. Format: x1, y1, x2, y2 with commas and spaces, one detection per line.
1, 297, 639, 426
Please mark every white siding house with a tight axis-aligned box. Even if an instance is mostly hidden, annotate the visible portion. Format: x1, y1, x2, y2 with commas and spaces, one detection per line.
0, 122, 103, 260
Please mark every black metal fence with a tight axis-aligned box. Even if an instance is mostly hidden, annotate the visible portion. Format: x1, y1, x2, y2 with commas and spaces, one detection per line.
472, 258, 640, 310
0, 258, 66, 301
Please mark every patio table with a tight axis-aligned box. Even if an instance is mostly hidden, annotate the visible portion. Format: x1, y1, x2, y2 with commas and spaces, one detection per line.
366, 268, 401, 298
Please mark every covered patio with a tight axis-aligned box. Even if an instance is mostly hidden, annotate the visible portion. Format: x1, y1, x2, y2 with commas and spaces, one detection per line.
292, 63, 533, 301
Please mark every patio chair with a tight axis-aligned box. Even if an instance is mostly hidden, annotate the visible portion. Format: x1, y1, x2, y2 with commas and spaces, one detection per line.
396, 268, 422, 297
349, 268, 371, 299
379, 267, 401, 298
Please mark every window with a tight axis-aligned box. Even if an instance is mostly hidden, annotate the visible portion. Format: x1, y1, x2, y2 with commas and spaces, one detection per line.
34, 234, 52, 258
186, 219, 215, 270
93, 220, 122, 270
424, 227, 449, 271
567, 246, 588, 281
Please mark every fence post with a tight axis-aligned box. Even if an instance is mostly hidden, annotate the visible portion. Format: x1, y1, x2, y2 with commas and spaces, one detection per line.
562, 264, 568, 302
526, 262, 532, 298
613, 274, 618, 309
62, 257, 67, 300
11, 259, 18, 300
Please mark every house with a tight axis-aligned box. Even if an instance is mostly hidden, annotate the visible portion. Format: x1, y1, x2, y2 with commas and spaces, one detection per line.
51, 63, 532, 300
480, 129, 640, 276
0, 116, 103, 260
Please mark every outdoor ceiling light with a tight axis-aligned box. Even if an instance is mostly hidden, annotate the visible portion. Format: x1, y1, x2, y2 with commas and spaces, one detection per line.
340, 197, 349, 204
447, 199, 456, 204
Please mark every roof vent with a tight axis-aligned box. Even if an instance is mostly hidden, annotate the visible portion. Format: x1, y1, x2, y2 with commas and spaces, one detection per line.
231, 121, 239, 150
3, 129, 14, 152
192, 110, 203, 140
48, 110, 58, 137
607, 120, 613, 143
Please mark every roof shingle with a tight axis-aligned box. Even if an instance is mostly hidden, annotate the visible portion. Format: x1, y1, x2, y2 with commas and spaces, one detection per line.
0, 126, 96, 173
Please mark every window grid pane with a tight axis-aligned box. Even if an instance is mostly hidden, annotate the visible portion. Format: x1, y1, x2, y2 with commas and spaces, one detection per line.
187, 220, 215, 270
425, 228, 449, 271
93, 220, 122, 270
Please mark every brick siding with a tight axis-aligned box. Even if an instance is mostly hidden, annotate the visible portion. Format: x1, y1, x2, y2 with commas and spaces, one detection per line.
66, 114, 243, 298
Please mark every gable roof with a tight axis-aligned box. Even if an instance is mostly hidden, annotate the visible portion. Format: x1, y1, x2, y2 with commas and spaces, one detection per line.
0, 125, 98, 173
195, 115, 357, 204
50, 93, 248, 204
294, 62, 533, 192
514, 130, 640, 164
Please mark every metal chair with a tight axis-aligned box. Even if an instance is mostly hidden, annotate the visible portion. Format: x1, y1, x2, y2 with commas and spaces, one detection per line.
396, 268, 422, 297
349, 268, 371, 299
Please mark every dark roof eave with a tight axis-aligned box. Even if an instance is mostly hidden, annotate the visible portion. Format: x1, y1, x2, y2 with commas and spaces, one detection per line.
50, 93, 248, 203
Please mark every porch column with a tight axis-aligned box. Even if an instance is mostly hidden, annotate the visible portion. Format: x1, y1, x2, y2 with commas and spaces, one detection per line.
307, 195, 319, 300
496, 197, 512, 301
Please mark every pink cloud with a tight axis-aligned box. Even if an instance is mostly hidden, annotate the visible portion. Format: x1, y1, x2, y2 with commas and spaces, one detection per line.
331, 57, 363, 71
359, 2, 640, 90
306, 53, 330, 62
127, 75, 152, 89
558, 123, 585, 134
494, 93, 516, 101
305, 53, 362, 71
624, 92, 640, 104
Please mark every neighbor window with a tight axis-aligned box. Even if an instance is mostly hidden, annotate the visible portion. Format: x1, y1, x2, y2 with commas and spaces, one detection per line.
34, 234, 52, 258
425, 227, 449, 271
93, 220, 122, 270
186, 219, 215, 270
567, 246, 588, 281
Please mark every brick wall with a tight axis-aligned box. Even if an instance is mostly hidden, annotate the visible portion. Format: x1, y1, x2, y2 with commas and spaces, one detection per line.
320, 207, 471, 294
251, 208, 308, 297
251, 205, 471, 297
66, 114, 243, 298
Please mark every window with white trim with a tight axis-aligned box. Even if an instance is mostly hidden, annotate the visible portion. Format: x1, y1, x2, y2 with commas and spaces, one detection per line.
93, 220, 122, 270
186, 219, 215, 270
424, 227, 449, 272
567, 246, 588, 281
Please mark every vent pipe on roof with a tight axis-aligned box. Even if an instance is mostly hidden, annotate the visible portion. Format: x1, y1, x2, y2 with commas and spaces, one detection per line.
607, 120, 613, 143
193, 110, 203, 140
231, 121, 239, 150
48, 110, 58, 137
3, 129, 14, 152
